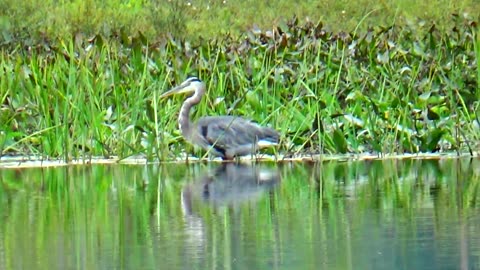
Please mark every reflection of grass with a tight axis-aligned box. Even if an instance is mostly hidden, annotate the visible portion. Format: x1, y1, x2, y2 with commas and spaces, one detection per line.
0, 0, 479, 39
0, 159, 479, 268
0, 165, 184, 269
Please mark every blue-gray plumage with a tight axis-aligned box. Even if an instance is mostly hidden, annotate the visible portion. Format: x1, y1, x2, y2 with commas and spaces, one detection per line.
160, 77, 279, 160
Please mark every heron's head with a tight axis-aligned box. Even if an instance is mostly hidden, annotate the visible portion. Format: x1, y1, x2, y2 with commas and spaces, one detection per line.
160, 77, 205, 98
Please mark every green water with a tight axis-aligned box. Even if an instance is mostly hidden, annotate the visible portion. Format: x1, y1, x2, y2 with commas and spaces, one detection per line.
0, 158, 479, 270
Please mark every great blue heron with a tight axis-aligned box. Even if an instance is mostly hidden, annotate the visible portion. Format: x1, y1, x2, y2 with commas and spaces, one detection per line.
160, 77, 280, 160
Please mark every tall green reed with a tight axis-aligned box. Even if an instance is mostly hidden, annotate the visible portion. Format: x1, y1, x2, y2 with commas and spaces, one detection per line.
1, 17, 478, 160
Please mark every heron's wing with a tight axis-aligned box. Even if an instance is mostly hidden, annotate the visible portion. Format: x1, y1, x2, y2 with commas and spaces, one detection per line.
197, 116, 279, 154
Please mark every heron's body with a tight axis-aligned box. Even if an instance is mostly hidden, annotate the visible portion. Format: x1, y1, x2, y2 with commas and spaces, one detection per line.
161, 77, 279, 160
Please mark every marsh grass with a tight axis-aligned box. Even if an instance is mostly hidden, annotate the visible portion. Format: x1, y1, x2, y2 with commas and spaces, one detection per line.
1, 10, 479, 160
1, 0, 479, 42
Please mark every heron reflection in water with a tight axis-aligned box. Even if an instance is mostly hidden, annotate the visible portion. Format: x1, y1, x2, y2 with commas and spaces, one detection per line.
160, 77, 280, 160
181, 163, 280, 211
180, 163, 281, 259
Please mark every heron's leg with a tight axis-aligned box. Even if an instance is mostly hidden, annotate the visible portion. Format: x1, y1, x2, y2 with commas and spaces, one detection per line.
221, 156, 235, 162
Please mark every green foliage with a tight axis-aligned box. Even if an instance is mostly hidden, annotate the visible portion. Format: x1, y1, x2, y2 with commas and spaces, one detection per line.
0, 0, 479, 43
0, 15, 479, 160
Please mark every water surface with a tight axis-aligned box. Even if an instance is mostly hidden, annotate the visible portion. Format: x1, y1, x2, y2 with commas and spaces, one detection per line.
0, 158, 479, 269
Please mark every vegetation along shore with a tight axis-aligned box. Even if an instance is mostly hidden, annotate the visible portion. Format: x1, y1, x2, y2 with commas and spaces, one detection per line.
0, 1, 479, 161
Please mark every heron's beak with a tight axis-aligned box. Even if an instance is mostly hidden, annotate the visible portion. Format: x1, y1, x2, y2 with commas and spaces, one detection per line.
160, 84, 195, 98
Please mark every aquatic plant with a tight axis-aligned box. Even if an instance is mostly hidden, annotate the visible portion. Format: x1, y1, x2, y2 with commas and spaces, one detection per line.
0, 16, 478, 160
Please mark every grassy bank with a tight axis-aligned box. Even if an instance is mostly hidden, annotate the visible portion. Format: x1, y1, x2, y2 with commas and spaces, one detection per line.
0, 2, 479, 161
1, 0, 479, 41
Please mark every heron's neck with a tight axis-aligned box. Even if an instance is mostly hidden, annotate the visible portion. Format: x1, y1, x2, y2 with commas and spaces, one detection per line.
179, 91, 202, 139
